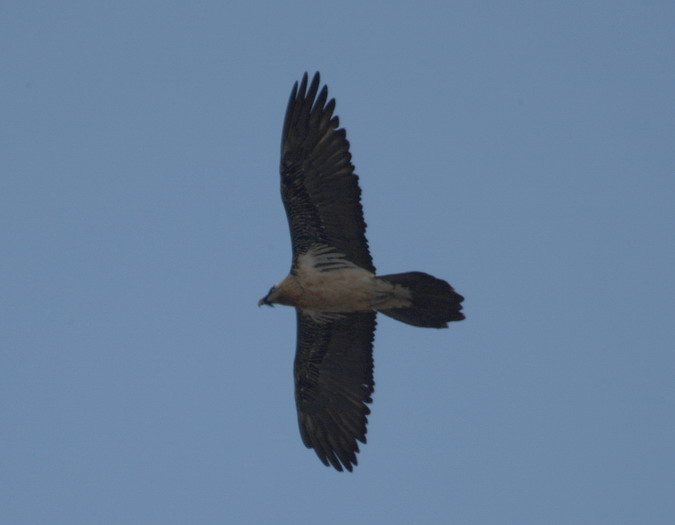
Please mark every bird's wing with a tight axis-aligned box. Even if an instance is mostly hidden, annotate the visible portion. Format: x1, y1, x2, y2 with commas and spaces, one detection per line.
280, 72, 375, 273
294, 310, 376, 471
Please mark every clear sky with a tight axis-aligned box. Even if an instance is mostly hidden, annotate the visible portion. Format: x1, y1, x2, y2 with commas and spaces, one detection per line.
2, 2, 674, 524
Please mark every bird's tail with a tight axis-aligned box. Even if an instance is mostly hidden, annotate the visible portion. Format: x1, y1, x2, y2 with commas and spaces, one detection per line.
376, 272, 465, 328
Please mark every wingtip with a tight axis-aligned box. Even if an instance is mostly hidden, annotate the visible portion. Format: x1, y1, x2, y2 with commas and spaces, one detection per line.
302, 71, 321, 83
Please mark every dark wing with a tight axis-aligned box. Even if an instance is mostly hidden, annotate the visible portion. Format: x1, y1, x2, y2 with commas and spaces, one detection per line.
280, 72, 375, 273
294, 311, 376, 471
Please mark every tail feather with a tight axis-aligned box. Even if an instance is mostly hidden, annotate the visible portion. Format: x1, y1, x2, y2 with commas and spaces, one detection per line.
377, 272, 464, 328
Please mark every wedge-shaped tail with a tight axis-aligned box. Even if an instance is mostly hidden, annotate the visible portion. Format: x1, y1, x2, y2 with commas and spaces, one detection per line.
377, 272, 465, 328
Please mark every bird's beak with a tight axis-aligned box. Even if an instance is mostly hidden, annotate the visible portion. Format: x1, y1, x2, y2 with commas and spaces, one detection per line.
259, 286, 276, 307
258, 296, 273, 307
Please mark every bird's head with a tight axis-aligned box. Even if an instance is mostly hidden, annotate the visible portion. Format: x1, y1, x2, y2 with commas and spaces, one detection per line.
258, 285, 278, 307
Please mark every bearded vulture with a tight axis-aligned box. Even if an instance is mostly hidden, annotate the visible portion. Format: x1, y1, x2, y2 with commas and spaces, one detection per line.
259, 72, 465, 471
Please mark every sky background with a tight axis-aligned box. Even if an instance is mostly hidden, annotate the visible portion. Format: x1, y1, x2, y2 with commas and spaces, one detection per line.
2, 2, 674, 524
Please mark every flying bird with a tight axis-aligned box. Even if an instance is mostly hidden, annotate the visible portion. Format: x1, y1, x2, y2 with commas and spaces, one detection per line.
259, 72, 465, 471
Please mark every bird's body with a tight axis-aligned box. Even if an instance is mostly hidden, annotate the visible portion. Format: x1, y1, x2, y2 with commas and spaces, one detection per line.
260, 73, 465, 471
263, 244, 412, 314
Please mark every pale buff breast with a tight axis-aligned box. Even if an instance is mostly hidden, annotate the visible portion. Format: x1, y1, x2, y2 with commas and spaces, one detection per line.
274, 245, 413, 313
291, 265, 378, 311
270, 245, 374, 311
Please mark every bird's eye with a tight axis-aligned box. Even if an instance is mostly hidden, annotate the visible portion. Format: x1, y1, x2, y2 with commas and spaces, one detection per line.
268, 286, 276, 295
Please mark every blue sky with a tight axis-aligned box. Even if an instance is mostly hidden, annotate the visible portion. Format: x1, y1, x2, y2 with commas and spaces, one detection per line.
2, 1, 674, 524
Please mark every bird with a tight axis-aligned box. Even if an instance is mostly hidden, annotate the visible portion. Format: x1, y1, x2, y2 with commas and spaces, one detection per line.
259, 72, 465, 471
